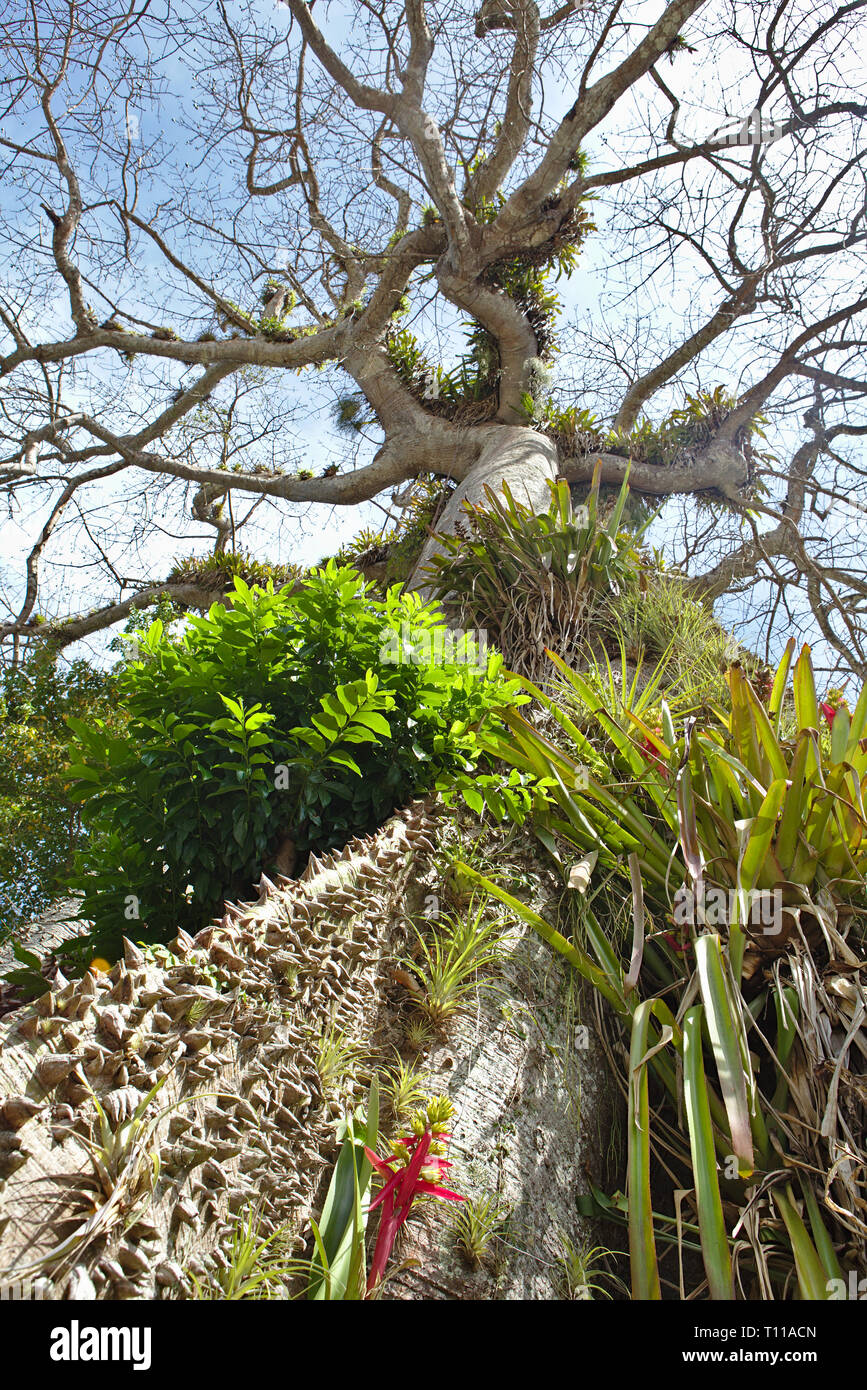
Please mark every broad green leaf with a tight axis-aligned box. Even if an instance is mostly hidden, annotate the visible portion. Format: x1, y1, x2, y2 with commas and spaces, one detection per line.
768, 637, 796, 737
350, 711, 391, 738
830, 706, 850, 765
775, 1186, 832, 1301
739, 777, 786, 892
457, 865, 626, 1012
742, 680, 788, 782
775, 732, 811, 872
65, 764, 103, 782
799, 1176, 843, 1286
327, 752, 362, 776
845, 677, 867, 753
311, 711, 342, 738
219, 693, 245, 721
793, 645, 819, 733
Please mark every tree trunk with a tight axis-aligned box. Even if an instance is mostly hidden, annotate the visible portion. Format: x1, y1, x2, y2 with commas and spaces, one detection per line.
397, 427, 618, 1297
0, 806, 445, 1297
391, 820, 617, 1300
410, 425, 559, 596
0, 430, 619, 1301
0, 803, 617, 1302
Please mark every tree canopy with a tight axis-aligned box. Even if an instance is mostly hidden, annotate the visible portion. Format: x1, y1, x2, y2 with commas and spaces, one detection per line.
1, 0, 866, 672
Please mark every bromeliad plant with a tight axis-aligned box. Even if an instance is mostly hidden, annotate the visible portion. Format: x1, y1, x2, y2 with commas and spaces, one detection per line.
364, 1095, 465, 1296
307, 1086, 464, 1298
464, 639, 867, 1301
420, 462, 648, 680
486, 639, 867, 952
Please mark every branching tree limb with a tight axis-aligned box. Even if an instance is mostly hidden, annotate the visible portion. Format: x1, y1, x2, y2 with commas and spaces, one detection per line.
0, 0, 865, 675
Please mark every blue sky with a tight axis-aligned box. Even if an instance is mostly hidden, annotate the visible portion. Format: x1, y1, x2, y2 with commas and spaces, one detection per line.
0, 0, 863, 679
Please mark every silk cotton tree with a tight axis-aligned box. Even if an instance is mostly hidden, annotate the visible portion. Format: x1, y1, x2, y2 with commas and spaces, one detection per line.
1, 1, 867, 671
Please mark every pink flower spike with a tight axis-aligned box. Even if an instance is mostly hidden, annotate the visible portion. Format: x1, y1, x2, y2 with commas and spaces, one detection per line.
368, 1167, 402, 1214
413, 1180, 466, 1201
366, 1121, 466, 1296
363, 1145, 396, 1178
394, 1131, 432, 1211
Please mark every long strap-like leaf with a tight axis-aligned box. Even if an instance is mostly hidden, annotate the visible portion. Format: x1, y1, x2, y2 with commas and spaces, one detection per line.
694, 934, 754, 1176
628, 1001, 662, 1300
683, 1007, 733, 1300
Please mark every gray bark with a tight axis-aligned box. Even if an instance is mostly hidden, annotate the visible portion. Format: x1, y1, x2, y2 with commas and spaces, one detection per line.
391, 829, 617, 1300
409, 425, 559, 598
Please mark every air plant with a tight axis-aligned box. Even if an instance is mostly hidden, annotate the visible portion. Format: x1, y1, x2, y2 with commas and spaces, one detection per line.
189, 1206, 306, 1300
315, 1023, 368, 1097
403, 1013, 433, 1053
554, 1229, 626, 1300
450, 1191, 510, 1269
0, 1073, 191, 1285
402, 898, 508, 1029
381, 1052, 430, 1123
485, 639, 867, 935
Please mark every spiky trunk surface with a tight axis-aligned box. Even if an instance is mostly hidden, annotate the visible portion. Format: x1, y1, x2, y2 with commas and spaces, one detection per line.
0, 806, 441, 1297
0, 800, 614, 1301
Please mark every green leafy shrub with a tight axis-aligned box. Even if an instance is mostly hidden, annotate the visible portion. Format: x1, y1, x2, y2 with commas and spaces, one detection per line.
64, 563, 524, 959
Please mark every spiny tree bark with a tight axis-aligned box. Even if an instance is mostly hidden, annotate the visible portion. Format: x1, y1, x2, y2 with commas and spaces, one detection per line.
0, 1, 866, 670
0, 803, 612, 1302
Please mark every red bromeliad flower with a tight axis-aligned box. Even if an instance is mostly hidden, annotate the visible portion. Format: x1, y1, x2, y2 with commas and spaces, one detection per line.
661, 930, 693, 955
821, 688, 849, 730
364, 1096, 465, 1295
639, 726, 669, 780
